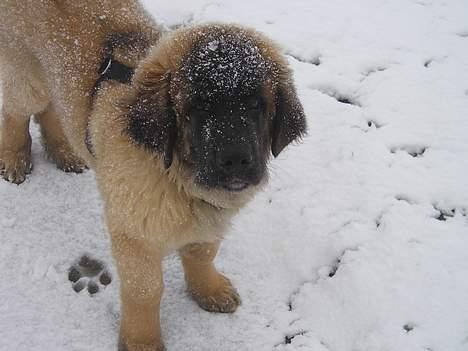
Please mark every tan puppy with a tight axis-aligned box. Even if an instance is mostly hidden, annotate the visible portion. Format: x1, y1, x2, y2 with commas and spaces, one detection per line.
0, 1, 306, 350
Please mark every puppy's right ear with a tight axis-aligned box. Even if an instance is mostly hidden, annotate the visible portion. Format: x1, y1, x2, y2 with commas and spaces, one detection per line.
126, 72, 177, 169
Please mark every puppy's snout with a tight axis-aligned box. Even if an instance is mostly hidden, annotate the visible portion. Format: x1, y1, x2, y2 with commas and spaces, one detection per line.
217, 145, 253, 174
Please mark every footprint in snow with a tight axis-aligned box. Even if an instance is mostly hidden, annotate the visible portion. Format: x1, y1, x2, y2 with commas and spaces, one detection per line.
390, 145, 427, 158
314, 87, 361, 107
68, 254, 112, 295
286, 52, 321, 66
360, 66, 388, 81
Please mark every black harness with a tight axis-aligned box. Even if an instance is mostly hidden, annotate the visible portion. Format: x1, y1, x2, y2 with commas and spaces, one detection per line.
92, 57, 135, 96
86, 57, 135, 156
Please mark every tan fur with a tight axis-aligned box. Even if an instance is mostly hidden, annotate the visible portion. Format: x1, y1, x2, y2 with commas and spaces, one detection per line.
0, 0, 160, 177
35, 105, 87, 172
0, 2, 304, 350
180, 241, 241, 313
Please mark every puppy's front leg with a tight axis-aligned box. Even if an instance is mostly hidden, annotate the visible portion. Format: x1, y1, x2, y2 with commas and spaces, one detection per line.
111, 234, 165, 351
0, 110, 32, 184
179, 241, 241, 313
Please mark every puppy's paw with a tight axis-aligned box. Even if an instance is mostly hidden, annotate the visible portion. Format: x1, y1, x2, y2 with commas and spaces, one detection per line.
0, 148, 32, 184
45, 146, 87, 173
189, 274, 241, 313
55, 154, 87, 173
68, 255, 112, 294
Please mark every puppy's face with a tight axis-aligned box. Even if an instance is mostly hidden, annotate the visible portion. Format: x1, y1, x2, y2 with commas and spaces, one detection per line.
125, 25, 306, 200
177, 35, 273, 192
182, 93, 269, 192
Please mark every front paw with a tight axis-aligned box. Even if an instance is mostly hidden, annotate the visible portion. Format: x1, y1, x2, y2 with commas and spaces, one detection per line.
0, 147, 32, 184
44, 143, 87, 173
188, 274, 241, 313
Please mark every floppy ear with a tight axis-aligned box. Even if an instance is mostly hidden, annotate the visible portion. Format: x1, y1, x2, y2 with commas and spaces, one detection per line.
126, 73, 177, 168
271, 77, 307, 157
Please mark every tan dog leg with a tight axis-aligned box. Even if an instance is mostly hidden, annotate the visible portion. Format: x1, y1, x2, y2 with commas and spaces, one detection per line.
0, 48, 50, 184
0, 108, 32, 184
179, 241, 241, 313
112, 234, 165, 351
35, 106, 87, 173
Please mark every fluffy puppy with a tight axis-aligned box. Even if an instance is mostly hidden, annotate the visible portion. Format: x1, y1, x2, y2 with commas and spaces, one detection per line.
0, 1, 306, 350
91, 23, 306, 350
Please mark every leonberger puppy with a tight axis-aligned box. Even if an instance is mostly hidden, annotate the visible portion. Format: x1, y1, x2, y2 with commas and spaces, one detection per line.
0, 1, 306, 350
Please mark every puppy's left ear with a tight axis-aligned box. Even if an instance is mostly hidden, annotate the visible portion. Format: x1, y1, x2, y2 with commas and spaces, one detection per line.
126, 73, 177, 168
271, 73, 307, 157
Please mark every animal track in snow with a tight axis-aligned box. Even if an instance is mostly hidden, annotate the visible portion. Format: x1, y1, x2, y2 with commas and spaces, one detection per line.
316, 88, 361, 107
375, 213, 384, 228
395, 194, 416, 204
352, 119, 385, 133
367, 120, 384, 129
68, 255, 112, 295
432, 205, 466, 221
327, 259, 340, 278
434, 207, 455, 221
286, 52, 321, 66
423, 56, 447, 68
424, 59, 433, 68
390, 145, 427, 157
335, 95, 358, 105
326, 247, 361, 278
279, 249, 358, 348
273, 330, 307, 348
403, 323, 416, 333
283, 331, 306, 345
360, 66, 388, 81
457, 32, 468, 38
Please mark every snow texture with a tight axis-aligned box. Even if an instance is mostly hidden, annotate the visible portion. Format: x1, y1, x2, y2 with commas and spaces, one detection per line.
1, 0, 468, 350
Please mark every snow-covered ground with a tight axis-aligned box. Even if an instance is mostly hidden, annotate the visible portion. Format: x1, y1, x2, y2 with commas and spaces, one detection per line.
1, 0, 468, 350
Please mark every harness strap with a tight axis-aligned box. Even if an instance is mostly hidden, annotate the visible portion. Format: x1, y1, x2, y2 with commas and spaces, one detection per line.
86, 57, 135, 156
92, 57, 135, 96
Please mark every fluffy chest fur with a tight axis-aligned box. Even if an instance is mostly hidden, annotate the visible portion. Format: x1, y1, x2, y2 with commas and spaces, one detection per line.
90, 84, 239, 253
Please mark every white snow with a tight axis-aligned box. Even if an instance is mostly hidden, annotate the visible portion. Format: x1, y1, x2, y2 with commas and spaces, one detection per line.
1, 0, 468, 350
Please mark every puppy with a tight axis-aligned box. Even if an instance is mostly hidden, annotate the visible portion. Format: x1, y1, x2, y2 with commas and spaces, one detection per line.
0, 1, 306, 350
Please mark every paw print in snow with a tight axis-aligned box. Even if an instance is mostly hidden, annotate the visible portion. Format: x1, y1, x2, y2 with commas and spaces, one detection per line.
68, 255, 112, 294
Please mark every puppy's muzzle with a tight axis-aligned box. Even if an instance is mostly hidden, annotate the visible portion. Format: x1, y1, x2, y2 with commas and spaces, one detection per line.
215, 144, 257, 191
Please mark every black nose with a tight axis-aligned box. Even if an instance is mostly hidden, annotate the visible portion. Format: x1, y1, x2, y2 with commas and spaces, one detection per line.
217, 145, 253, 174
